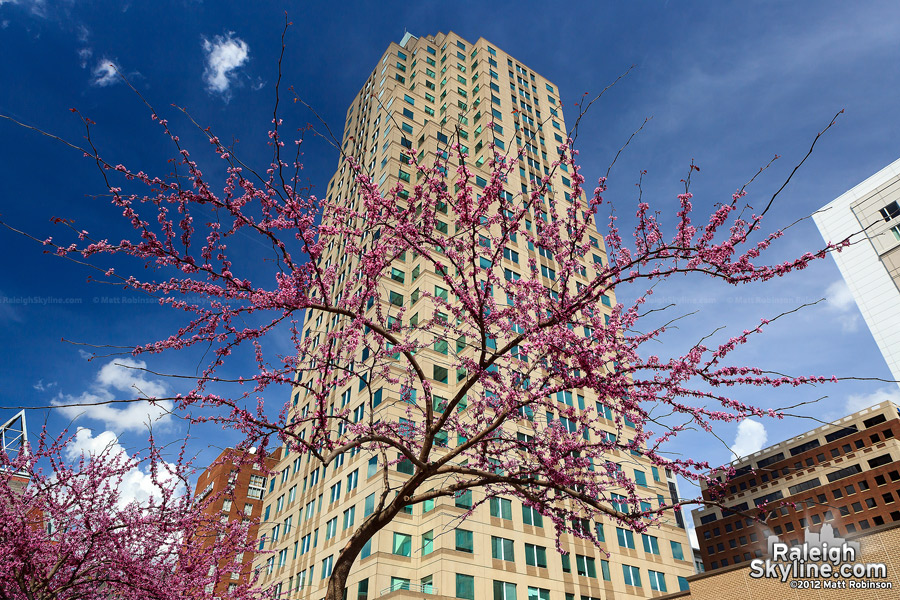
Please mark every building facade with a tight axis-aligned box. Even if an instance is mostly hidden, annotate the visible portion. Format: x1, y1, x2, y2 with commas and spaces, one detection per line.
658, 522, 900, 600
691, 401, 900, 572
194, 447, 282, 597
813, 159, 900, 386
254, 32, 695, 600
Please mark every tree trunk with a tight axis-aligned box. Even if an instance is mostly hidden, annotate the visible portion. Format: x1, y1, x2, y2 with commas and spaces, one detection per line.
324, 500, 404, 600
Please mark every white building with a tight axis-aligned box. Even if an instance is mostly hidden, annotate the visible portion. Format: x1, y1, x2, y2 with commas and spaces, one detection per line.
813, 158, 900, 387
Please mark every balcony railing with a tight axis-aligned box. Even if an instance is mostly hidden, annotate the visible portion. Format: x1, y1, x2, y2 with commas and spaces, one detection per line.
380, 583, 437, 596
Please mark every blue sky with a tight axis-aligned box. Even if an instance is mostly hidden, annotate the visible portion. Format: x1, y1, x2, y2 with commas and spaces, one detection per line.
1, 0, 899, 529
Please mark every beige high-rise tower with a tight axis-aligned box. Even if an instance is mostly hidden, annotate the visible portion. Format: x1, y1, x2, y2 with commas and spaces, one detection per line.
253, 32, 695, 600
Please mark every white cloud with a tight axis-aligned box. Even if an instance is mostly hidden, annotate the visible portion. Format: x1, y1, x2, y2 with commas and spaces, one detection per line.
91, 57, 121, 87
730, 419, 768, 460
825, 279, 861, 333
33, 379, 56, 392
52, 358, 172, 433
202, 32, 249, 96
64, 428, 179, 506
77, 47, 92, 68
845, 387, 900, 415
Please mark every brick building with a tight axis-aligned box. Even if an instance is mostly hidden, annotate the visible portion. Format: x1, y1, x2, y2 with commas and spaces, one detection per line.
692, 401, 900, 572
194, 446, 282, 596
658, 522, 900, 600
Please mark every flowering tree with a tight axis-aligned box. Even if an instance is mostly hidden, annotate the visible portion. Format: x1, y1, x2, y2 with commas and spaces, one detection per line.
0, 428, 269, 600
1, 63, 845, 597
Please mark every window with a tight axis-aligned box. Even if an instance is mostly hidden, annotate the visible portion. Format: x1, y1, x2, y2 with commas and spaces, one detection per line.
358, 579, 369, 600
617, 527, 635, 549
347, 469, 358, 492
455, 490, 473, 508
391, 578, 411, 592
321, 555, 333, 578
634, 469, 648, 487
248, 474, 265, 499
641, 533, 659, 555
575, 554, 597, 577
622, 564, 641, 587
491, 536, 515, 561
524, 543, 547, 567
670, 540, 685, 560
527, 588, 549, 600
325, 517, 337, 540
456, 574, 475, 600
522, 504, 543, 526
880, 201, 900, 221
397, 454, 415, 475
330, 482, 341, 503
493, 581, 516, 600
393, 532, 412, 556
490, 497, 513, 519
456, 529, 474, 552
422, 530, 434, 555
343, 506, 355, 529
648, 570, 667, 592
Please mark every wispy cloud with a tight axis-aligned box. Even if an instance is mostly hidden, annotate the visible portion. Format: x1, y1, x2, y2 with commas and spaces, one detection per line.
91, 57, 121, 87
33, 379, 56, 392
77, 47, 92, 68
825, 279, 861, 333
202, 32, 249, 97
0, 0, 47, 17
845, 387, 900, 415
730, 419, 768, 460
52, 358, 172, 433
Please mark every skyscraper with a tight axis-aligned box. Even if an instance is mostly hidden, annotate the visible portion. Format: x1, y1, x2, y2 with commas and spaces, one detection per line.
813, 158, 900, 386
254, 32, 694, 599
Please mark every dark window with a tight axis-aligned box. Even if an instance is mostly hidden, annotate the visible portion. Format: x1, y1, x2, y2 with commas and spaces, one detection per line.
825, 426, 858, 443
879, 201, 900, 222
757, 451, 785, 469
868, 454, 893, 468
789, 439, 820, 456
827, 464, 862, 483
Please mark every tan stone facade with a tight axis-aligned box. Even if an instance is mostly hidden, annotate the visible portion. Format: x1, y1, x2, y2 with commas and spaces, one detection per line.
659, 523, 900, 600
253, 32, 695, 600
